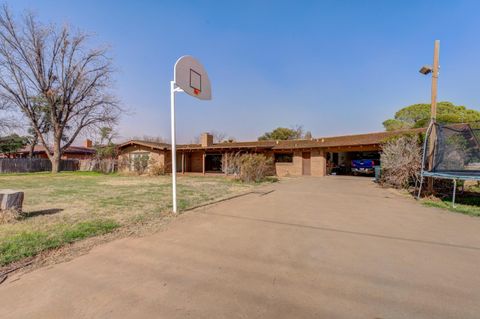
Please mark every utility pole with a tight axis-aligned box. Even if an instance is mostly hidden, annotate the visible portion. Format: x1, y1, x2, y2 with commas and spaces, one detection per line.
430, 40, 440, 121
427, 40, 440, 192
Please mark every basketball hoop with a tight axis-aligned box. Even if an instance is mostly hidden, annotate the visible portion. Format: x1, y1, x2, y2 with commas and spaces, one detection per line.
170, 56, 212, 214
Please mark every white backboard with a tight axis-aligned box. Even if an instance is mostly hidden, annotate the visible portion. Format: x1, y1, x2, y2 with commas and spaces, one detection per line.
174, 56, 212, 100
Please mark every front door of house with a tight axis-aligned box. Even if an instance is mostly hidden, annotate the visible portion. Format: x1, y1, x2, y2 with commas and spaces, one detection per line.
302, 152, 311, 176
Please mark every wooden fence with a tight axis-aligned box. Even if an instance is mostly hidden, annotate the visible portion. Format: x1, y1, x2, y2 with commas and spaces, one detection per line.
0, 158, 118, 174
0, 158, 78, 173
78, 159, 117, 174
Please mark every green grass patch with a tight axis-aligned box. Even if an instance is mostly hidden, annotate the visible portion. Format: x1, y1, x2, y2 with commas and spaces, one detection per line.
260, 176, 279, 183
422, 199, 480, 217
0, 171, 110, 177
0, 219, 119, 266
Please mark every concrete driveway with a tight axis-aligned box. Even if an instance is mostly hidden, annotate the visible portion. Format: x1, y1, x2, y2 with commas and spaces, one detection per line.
1, 176, 480, 318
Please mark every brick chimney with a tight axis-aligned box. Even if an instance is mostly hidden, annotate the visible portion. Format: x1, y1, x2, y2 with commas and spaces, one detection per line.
200, 133, 213, 147
84, 139, 93, 148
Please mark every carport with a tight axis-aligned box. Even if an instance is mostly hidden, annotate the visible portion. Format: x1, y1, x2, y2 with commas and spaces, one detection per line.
325, 146, 380, 175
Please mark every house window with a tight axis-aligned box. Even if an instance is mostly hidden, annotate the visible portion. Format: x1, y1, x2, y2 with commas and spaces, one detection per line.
275, 153, 293, 163
129, 152, 150, 172
205, 154, 223, 172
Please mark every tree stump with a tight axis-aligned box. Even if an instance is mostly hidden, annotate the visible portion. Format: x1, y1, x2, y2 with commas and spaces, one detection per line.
0, 190, 24, 213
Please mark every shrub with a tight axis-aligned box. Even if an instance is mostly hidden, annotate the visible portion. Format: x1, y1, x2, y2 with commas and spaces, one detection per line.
222, 152, 242, 176
148, 158, 166, 176
239, 154, 273, 182
79, 159, 117, 174
223, 153, 273, 183
117, 155, 149, 175
380, 134, 422, 189
133, 155, 149, 174
97, 159, 117, 174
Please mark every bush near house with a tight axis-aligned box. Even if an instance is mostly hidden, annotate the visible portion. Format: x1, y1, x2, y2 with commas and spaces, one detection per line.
148, 158, 166, 176
223, 153, 273, 183
118, 154, 150, 175
133, 155, 149, 174
380, 133, 422, 189
238, 154, 274, 183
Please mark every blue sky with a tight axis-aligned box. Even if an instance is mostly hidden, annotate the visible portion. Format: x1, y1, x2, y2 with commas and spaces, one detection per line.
9, 0, 480, 143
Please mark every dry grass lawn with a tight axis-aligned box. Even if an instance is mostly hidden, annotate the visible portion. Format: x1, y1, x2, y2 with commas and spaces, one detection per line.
0, 172, 256, 266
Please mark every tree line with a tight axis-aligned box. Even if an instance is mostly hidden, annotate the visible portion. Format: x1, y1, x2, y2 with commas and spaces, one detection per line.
383, 102, 480, 131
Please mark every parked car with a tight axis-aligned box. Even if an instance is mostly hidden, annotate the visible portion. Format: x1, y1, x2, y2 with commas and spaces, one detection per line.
351, 159, 379, 175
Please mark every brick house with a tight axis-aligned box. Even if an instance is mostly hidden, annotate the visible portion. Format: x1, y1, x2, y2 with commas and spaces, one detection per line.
117, 129, 422, 177
14, 139, 96, 160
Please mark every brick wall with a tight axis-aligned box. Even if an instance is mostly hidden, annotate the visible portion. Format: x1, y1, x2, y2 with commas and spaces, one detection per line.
189, 152, 204, 172
118, 145, 166, 173
275, 151, 303, 177
275, 150, 326, 177
311, 149, 326, 176
160, 151, 204, 173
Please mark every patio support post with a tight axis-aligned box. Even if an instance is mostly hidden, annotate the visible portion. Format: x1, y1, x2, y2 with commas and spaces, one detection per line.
224, 154, 228, 175
202, 153, 206, 175
452, 179, 457, 207
181, 153, 185, 174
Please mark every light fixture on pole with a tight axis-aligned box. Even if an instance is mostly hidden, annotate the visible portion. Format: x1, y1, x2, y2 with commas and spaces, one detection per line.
419, 65, 433, 75
419, 40, 440, 121
170, 56, 212, 213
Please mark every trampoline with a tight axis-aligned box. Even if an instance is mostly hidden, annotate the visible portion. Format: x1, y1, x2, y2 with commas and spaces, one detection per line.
417, 121, 480, 206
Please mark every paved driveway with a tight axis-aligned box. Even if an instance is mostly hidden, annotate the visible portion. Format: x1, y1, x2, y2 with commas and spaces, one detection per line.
1, 177, 480, 318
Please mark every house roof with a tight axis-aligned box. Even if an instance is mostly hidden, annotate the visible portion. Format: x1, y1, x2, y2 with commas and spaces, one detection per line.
118, 128, 425, 152
271, 128, 425, 150
117, 140, 171, 150
17, 145, 96, 155
177, 140, 277, 150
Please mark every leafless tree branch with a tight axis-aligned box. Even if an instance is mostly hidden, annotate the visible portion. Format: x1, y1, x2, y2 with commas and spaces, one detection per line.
0, 5, 121, 171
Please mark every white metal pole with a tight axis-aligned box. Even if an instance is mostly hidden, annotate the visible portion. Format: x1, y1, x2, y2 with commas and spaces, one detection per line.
170, 80, 177, 213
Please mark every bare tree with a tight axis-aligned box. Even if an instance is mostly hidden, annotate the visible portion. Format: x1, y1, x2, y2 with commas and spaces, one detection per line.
131, 135, 166, 143
211, 130, 228, 143
25, 96, 51, 157
291, 125, 304, 139
0, 6, 120, 172
0, 101, 17, 134
0, 117, 13, 134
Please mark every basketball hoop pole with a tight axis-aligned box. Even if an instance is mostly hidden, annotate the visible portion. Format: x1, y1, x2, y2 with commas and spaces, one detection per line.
170, 80, 183, 214
170, 56, 211, 214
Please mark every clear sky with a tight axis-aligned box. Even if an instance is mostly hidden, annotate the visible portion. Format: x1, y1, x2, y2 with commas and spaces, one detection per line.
9, 0, 480, 143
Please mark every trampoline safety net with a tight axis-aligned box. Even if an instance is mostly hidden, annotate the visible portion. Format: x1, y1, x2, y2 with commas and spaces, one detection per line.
424, 122, 480, 177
